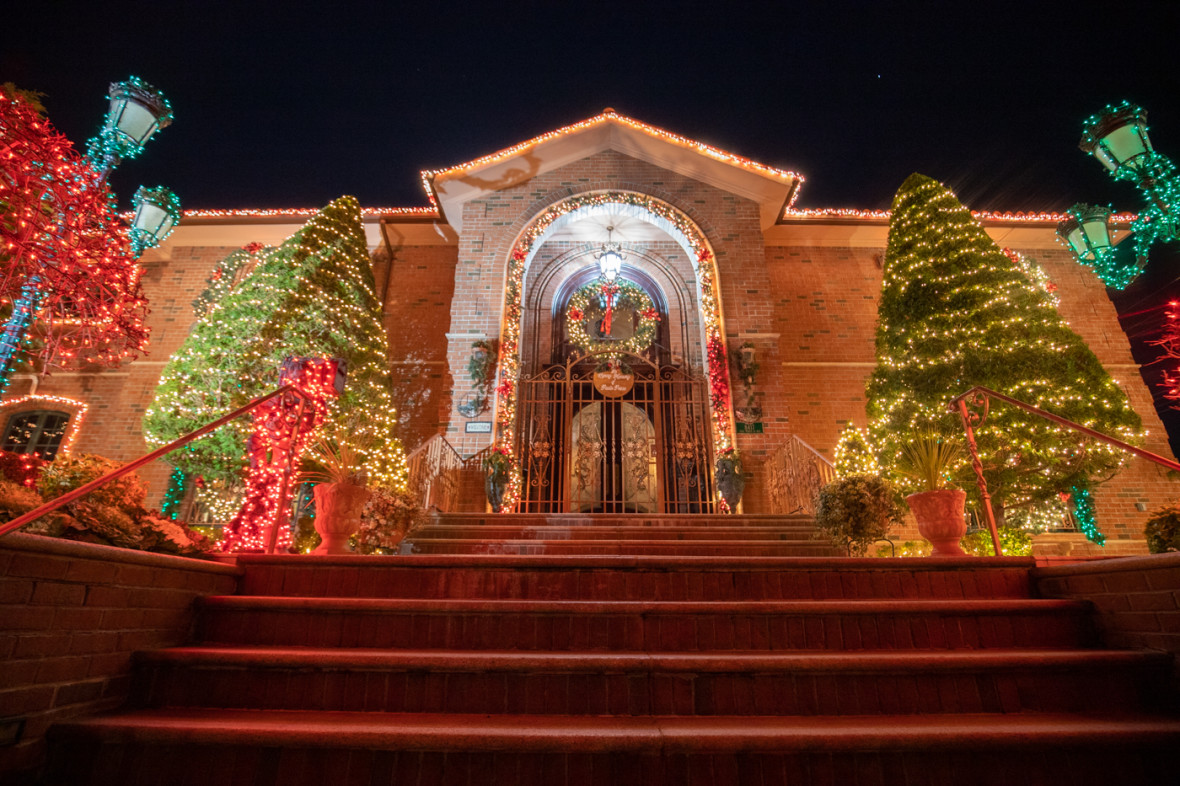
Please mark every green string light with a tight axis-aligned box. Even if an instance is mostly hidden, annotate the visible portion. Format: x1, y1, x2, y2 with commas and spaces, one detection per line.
160, 467, 187, 521
1070, 484, 1104, 546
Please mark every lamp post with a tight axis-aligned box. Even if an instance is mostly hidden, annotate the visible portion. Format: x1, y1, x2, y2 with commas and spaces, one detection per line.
0, 77, 179, 392
1058, 102, 1180, 289
86, 76, 174, 178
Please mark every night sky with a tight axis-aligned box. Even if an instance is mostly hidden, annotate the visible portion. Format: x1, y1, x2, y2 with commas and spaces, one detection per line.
7, 2, 1178, 213
7, 1, 1180, 445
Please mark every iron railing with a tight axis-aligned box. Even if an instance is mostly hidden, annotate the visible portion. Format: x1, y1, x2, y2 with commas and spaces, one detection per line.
950, 385, 1180, 557
766, 434, 836, 515
406, 433, 470, 512
0, 384, 313, 550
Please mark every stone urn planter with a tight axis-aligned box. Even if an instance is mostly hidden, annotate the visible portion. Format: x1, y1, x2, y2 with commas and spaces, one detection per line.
906, 488, 968, 557
482, 446, 512, 514
485, 471, 507, 513
714, 449, 744, 512
312, 482, 372, 554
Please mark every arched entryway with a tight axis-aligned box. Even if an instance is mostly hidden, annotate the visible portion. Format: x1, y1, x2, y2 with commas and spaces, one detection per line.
491, 191, 735, 512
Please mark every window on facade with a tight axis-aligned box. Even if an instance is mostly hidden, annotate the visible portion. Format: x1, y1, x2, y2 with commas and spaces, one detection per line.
2, 411, 71, 460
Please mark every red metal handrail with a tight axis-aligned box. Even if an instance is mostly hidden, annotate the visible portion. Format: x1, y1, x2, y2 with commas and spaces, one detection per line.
0, 384, 309, 542
949, 385, 1180, 557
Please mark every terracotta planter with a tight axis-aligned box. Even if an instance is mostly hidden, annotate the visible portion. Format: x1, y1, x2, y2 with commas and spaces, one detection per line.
906, 488, 968, 557
312, 482, 371, 554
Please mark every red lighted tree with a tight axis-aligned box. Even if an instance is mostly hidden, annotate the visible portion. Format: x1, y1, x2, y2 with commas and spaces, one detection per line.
0, 86, 149, 390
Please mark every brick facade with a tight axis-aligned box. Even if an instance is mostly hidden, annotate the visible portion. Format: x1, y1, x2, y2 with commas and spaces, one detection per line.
7, 119, 1178, 548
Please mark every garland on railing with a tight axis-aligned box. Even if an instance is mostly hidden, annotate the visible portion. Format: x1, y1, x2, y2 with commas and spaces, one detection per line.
491, 192, 735, 510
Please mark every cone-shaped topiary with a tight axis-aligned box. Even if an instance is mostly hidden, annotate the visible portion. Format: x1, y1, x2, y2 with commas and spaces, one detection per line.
834, 422, 881, 478
866, 173, 1142, 522
144, 196, 407, 497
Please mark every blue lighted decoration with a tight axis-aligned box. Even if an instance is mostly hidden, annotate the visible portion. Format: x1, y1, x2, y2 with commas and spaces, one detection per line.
130, 186, 182, 257
1070, 484, 1105, 546
1059, 103, 1180, 289
0, 279, 45, 393
85, 77, 173, 175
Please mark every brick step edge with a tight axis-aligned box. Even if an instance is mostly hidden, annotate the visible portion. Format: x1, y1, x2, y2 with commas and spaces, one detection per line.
230, 554, 1037, 569
198, 596, 1087, 614
137, 646, 1164, 673
48, 709, 1180, 752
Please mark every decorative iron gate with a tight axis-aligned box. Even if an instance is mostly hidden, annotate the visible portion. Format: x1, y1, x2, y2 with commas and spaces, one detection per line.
514, 353, 716, 513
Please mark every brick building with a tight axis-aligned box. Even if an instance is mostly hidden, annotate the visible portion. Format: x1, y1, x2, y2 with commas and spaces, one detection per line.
7, 110, 1176, 551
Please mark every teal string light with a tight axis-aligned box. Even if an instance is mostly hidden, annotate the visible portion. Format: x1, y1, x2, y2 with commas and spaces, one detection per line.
160, 467, 188, 521
1064, 102, 1180, 288
1070, 485, 1105, 546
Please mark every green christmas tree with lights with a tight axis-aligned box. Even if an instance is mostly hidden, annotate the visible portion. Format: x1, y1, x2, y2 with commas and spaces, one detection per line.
144, 196, 407, 493
833, 423, 881, 478
866, 173, 1142, 526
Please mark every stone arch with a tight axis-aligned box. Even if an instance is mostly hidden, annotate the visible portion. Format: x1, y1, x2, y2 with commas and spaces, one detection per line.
492, 190, 736, 506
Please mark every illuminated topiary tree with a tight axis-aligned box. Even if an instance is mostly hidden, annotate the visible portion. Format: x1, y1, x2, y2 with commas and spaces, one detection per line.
867, 173, 1142, 525
144, 196, 407, 501
833, 422, 881, 478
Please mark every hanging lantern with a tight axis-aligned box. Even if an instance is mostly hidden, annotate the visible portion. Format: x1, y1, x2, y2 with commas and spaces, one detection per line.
594, 225, 625, 281
130, 186, 181, 256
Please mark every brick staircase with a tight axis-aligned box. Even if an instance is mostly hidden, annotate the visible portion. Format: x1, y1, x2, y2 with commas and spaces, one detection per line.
45, 514, 1180, 785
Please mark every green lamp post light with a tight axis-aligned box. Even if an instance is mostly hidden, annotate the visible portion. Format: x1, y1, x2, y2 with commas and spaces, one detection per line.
1057, 103, 1180, 289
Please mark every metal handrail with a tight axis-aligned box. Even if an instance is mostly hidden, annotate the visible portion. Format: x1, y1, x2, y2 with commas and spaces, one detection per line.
0, 384, 308, 539
766, 434, 836, 516
949, 385, 1180, 557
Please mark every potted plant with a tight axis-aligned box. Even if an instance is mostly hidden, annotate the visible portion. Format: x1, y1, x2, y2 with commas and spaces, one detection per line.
1144, 504, 1180, 553
300, 436, 371, 554
714, 448, 744, 512
482, 445, 512, 513
814, 474, 905, 555
353, 488, 422, 554
896, 432, 967, 557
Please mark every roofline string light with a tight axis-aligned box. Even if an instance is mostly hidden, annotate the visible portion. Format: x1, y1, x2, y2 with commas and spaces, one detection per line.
421, 109, 805, 210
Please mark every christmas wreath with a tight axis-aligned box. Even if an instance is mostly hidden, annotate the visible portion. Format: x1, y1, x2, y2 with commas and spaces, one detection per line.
566, 279, 660, 358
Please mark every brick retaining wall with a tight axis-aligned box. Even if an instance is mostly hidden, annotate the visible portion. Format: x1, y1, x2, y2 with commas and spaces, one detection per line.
0, 533, 240, 783
1034, 552, 1180, 697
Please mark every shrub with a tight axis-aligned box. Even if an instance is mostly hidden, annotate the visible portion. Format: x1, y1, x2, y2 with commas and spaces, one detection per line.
814, 475, 906, 556
0, 479, 45, 523
1145, 505, 1180, 554
961, 526, 1032, 557
0, 450, 47, 487
21, 453, 212, 555
36, 453, 147, 514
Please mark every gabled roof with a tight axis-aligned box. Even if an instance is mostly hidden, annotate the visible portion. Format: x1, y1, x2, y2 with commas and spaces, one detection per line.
422, 109, 804, 233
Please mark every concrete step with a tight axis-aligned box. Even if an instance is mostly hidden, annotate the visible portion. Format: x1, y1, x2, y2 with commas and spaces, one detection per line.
408, 525, 822, 541
131, 646, 1170, 716
195, 596, 1095, 651
233, 554, 1038, 600
46, 708, 1180, 785
427, 513, 819, 529
406, 538, 841, 556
